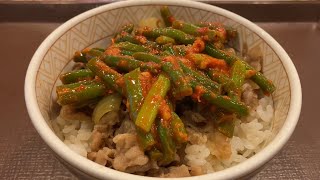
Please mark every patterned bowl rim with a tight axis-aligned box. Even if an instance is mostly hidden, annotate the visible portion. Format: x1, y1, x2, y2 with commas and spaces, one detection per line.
24, 0, 302, 179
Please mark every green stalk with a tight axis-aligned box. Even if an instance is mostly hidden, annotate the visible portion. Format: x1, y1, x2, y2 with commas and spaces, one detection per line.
135, 74, 171, 132
56, 80, 106, 105
59, 69, 95, 84
102, 55, 161, 74
142, 27, 195, 45
86, 57, 124, 94
160, 6, 175, 27
205, 44, 276, 94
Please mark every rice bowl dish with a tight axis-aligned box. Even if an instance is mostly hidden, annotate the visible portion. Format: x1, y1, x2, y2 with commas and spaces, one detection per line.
24, 1, 301, 179
51, 6, 276, 177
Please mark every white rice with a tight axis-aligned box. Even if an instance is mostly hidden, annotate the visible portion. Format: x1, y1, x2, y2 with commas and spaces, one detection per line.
183, 95, 274, 173
53, 113, 94, 157
185, 144, 211, 167
52, 85, 274, 176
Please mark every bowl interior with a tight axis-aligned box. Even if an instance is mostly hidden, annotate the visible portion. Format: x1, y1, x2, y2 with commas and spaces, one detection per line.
33, 3, 291, 178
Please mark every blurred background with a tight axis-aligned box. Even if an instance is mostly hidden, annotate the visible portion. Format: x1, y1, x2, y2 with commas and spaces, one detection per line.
0, 0, 319, 179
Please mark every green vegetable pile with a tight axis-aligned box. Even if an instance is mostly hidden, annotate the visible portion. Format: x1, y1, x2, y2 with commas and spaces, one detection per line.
56, 6, 275, 166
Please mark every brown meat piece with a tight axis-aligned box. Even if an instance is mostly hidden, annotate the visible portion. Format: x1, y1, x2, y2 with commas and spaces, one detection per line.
183, 111, 207, 123
147, 168, 165, 177
190, 166, 204, 176
242, 44, 262, 71
95, 147, 115, 166
161, 165, 191, 178
207, 131, 231, 160
242, 82, 259, 108
114, 117, 136, 135
87, 147, 115, 166
187, 127, 208, 145
90, 130, 103, 152
112, 134, 149, 173
91, 111, 122, 150
87, 152, 97, 161
60, 105, 91, 122
125, 161, 155, 174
